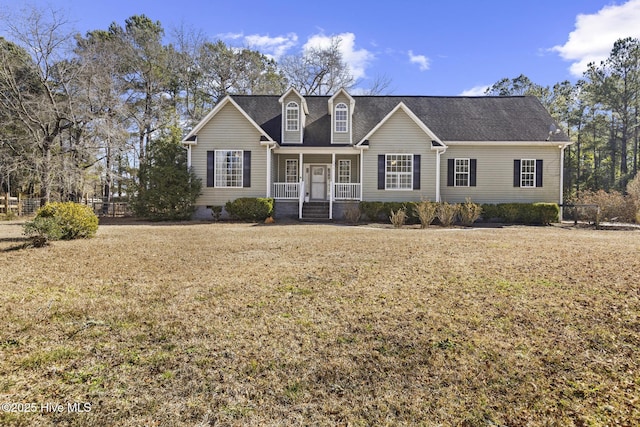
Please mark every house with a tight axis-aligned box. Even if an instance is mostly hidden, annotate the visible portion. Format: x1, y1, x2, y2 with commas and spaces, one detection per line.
182, 88, 571, 220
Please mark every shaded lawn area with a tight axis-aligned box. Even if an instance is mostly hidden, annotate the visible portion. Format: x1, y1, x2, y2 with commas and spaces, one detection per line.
0, 221, 639, 426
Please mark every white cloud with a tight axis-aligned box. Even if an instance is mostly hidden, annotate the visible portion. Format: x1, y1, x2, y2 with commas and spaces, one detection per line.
552, 0, 640, 76
303, 32, 375, 80
459, 85, 490, 96
243, 32, 299, 59
408, 50, 430, 71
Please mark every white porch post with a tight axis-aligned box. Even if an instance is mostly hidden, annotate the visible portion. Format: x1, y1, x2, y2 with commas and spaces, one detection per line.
359, 149, 364, 201
187, 145, 192, 169
266, 145, 272, 197
330, 153, 335, 220
299, 152, 304, 219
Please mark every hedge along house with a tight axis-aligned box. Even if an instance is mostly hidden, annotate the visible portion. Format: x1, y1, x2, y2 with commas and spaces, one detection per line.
182, 87, 571, 220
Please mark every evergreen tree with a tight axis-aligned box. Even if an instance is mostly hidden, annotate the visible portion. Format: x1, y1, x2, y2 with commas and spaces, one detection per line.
131, 126, 201, 220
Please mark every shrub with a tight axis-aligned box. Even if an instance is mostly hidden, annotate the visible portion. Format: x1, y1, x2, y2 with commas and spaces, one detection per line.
480, 203, 559, 225
437, 202, 459, 227
575, 190, 635, 223
389, 208, 407, 228
225, 198, 274, 221
343, 204, 361, 224
413, 199, 437, 228
35, 202, 99, 239
23, 217, 63, 247
131, 127, 202, 221
210, 206, 223, 221
359, 201, 384, 221
458, 198, 482, 226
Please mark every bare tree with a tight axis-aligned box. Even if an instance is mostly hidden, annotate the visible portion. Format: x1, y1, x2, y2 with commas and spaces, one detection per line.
280, 36, 354, 95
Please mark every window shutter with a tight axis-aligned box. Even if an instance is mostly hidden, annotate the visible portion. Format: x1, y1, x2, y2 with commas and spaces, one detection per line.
207, 151, 214, 187
413, 154, 421, 190
447, 159, 454, 186
378, 155, 385, 190
536, 159, 543, 187
243, 151, 251, 188
513, 160, 521, 187
470, 159, 477, 187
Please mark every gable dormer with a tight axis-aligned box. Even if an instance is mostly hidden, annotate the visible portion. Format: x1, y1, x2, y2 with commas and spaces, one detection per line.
279, 88, 308, 144
328, 88, 355, 144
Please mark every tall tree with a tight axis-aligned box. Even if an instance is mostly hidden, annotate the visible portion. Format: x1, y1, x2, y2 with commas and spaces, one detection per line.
0, 8, 80, 204
280, 36, 355, 95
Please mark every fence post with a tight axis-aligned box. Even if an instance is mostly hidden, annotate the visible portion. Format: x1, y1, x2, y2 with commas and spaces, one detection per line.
18, 193, 22, 216
3, 192, 8, 215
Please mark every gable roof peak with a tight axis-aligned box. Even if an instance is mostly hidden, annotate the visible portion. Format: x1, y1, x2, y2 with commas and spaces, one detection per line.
278, 87, 309, 114
328, 88, 355, 114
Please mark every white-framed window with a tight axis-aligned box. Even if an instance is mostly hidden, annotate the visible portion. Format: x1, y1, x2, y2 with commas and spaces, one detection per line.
521, 159, 536, 188
455, 158, 470, 187
338, 159, 351, 183
385, 154, 413, 190
215, 150, 243, 188
335, 103, 348, 133
285, 159, 298, 183
286, 102, 299, 131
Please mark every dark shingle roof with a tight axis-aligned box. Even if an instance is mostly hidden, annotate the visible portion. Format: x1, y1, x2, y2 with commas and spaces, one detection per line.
231, 95, 568, 145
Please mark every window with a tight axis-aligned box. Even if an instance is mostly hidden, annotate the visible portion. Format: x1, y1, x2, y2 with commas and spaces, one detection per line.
338, 159, 351, 183
285, 159, 298, 183
335, 103, 348, 133
455, 158, 470, 187
521, 159, 536, 188
214, 150, 243, 188
286, 102, 299, 131
385, 154, 413, 190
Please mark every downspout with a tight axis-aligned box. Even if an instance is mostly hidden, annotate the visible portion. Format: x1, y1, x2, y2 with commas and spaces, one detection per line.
187, 145, 192, 169
435, 147, 446, 202
559, 144, 567, 221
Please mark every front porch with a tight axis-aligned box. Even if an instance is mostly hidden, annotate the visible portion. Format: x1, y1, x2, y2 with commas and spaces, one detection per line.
267, 149, 363, 220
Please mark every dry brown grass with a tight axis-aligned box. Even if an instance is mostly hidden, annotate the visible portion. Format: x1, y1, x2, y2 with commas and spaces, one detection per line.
1, 219, 639, 426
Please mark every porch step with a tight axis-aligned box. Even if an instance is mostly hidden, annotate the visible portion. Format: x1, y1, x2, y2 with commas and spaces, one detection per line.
302, 202, 330, 221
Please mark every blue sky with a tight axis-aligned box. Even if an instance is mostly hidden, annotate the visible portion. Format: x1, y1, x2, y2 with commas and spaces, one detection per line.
2, 0, 640, 95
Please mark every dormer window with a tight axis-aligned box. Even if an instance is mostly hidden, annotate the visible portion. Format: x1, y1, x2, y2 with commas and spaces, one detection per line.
335, 103, 348, 133
286, 102, 299, 131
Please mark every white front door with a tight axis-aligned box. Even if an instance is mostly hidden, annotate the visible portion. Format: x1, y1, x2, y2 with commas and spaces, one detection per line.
310, 166, 326, 200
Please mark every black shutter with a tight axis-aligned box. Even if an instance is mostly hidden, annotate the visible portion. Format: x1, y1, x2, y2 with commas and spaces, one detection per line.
536, 159, 543, 187
447, 159, 454, 186
243, 151, 251, 188
470, 159, 477, 187
513, 159, 521, 187
413, 154, 421, 190
207, 151, 214, 187
378, 155, 385, 190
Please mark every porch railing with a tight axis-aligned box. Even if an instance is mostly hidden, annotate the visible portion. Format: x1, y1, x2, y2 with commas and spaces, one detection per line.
272, 182, 300, 199
334, 183, 361, 200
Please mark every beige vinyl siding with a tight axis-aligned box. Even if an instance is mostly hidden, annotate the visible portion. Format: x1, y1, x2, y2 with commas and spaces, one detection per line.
191, 102, 267, 206
440, 145, 562, 204
362, 109, 437, 202
331, 93, 351, 144
282, 93, 303, 143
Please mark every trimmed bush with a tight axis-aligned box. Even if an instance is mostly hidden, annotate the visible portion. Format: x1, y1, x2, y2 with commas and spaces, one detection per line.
389, 208, 407, 228
34, 202, 99, 239
225, 198, 274, 221
413, 199, 437, 228
23, 217, 64, 247
343, 204, 361, 224
359, 201, 384, 221
437, 202, 459, 227
480, 203, 559, 225
459, 198, 482, 226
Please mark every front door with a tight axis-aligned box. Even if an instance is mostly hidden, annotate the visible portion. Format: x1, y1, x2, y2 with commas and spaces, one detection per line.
310, 166, 326, 200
